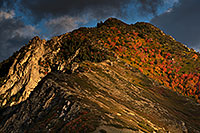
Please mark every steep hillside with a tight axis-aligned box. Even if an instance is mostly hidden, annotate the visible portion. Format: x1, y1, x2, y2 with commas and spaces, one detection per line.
1, 61, 200, 132
0, 18, 200, 132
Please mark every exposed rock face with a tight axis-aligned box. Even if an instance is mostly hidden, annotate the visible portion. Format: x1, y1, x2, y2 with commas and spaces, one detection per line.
0, 35, 68, 106
0, 73, 85, 133
71, 62, 79, 73
0, 61, 200, 132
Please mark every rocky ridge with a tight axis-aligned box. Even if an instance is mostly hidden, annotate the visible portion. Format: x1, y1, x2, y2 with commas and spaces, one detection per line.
0, 35, 68, 106
0, 18, 200, 132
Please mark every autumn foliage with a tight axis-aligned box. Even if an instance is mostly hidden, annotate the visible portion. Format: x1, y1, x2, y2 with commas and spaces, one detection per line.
60, 18, 200, 103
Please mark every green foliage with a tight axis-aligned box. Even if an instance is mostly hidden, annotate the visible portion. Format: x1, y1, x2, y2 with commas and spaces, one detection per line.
60, 33, 110, 64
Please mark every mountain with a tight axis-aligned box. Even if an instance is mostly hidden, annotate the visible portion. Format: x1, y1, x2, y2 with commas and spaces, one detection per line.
0, 17, 200, 132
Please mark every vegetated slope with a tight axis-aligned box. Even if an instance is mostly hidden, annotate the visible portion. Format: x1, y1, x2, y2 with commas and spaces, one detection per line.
0, 18, 200, 132
96, 18, 200, 103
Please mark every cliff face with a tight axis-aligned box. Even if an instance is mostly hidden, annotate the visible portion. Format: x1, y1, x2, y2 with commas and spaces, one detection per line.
0, 18, 200, 132
0, 35, 69, 106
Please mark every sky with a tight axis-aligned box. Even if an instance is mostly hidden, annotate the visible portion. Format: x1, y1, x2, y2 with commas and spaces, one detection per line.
0, 0, 199, 61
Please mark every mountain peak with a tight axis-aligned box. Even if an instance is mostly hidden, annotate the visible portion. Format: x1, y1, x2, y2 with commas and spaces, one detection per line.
97, 17, 128, 28
0, 18, 200, 132
104, 17, 125, 24
28, 36, 42, 44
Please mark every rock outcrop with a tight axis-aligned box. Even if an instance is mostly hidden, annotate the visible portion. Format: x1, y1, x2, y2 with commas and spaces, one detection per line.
0, 35, 68, 106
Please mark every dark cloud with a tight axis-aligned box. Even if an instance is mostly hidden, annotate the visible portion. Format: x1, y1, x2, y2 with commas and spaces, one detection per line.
0, 0, 16, 9
0, 11, 38, 61
136, 0, 164, 15
18, 0, 165, 40
151, 0, 200, 50
45, 16, 87, 36
0, 0, 165, 61
19, 0, 163, 21
19, 0, 129, 21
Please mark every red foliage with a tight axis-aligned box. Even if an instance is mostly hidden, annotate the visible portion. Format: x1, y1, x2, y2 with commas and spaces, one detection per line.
138, 67, 143, 73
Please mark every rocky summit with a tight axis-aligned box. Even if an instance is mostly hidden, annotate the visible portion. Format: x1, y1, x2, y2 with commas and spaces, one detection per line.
0, 18, 200, 132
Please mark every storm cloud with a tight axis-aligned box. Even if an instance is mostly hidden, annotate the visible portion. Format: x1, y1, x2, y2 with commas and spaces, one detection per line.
20, 0, 163, 21
0, 0, 167, 61
45, 16, 87, 35
0, 0, 16, 9
0, 0, 184, 61
18, 0, 165, 37
0, 10, 38, 61
151, 0, 200, 50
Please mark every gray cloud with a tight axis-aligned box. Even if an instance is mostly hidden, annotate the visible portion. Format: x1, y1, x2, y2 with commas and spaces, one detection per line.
19, 0, 129, 21
19, 0, 163, 21
0, 0, 16, 9
0, 0, 167, 61
151, 0, 200, 50
19, 0, 165, 40
0, 10, 15, 21
45, 16, 87, 36
0, 10, 38, 61
136, 0, 163, 16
